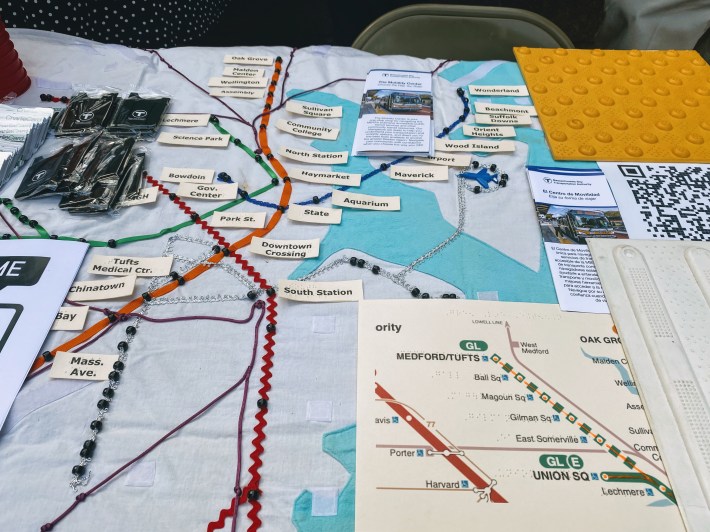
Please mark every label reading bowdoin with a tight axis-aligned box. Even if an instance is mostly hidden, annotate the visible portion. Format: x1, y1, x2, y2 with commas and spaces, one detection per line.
211, 211, 267, 228
176, 183, 239, 200
285, 100, 342, 118
49, 352, 120, 381
474, 102, 537, 116
249, 237, 320, 259
287, 204, 342, 224
468, 84, 529, 96
88, 255, 173, 277
390, 165, 448, 181
462, 125, 516, 138
208, 77, 268, 88
222, 66, 265, 78
434, 138, 515, 153
160, 167, 214, 184
332, 190, 400, 211
475, 113, 532, 125
160, 114, 211, 127
157, 133, 230, 148
279, 279, 362, 302
278, 146, 348, 165
209, 88, 265, 99
290, 168, 361, 186
120, 187, 159, 206
276, 119, 339, 140
414, 153, 472, 167
223, 54, 273, 65
68, 275, 137, 302
51, 306, 89, 331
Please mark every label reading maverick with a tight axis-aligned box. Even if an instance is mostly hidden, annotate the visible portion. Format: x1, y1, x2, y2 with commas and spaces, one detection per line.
278, 146, 348, 165
290, 168, 360, 186
332, 190, 400, 211
223, 54, 273, 65
276, 119, 339, 140
390, 165, 448, 181
176, 183, 239, 201
249, 237, 320, 259
287, 204, 342, 224
68, 275, 137, 302
157, 133, 230, 148
88, 255, 173, 277
435, 138, 515, 153
160, 114, 211, 127
51, 306, 89, 331
160, 167, 214, 184
211, 211, 267, 228
279, 279, 362, 302
50, 352, 120, 381
208, 77, 268, 88
285, 100, 342, 118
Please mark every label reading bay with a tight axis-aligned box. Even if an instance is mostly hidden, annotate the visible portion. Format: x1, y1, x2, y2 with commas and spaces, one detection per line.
474, 102, 537, 116
278, 146, 348, 165
249, 237, 320, 259
279, 279, 362, 302
390, 165, 448, 181
157, 133, 230, 148
468, 84, 529, 96
223, 54, 273, 65
51, 306, 89, 331
88, 255, 173, 277
287, 204, 342, 224
276, 119, 339, 140
211, 211, 266, 228
68, 275, 137, 302
475, 113, 532, 125
462, 125, 516, 138
208, 77, 268, 88
290, 168, 360, 186
285, 100, 342, 118
414, 153, 471, 167
176, 183, 239, 201
50, 352, 120, 381
120, 187, 158, 206
160, 114, 211, 127
209, 88, 265, 99
332, 190, 400, 211
222, 66, 265, 78
160, 167, 214, 184
434, 138, 515, 153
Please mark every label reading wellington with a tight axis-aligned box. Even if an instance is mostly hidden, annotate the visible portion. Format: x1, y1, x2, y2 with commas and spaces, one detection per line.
332, 190, 400, 211
276, 119, 339, 140
390, 165, 448, 181
88, 255, 173, 277
249, 237, 320, 259
224, 54, 274, 65
157, 133, 230, 148
278, 146, 348, 165
287, 204, 342, 224
211, 211, 267, 228
285, 100, 342, 118
68, 275, 137, 302
51, 306, 89, 331
279, 279, 362, 302
160, 114, 211, 127
50, 351, 120, 381
208, 77, 268, 88
160, 167, 214, 184
176, 183, 239, 200
434, 138, 515, 153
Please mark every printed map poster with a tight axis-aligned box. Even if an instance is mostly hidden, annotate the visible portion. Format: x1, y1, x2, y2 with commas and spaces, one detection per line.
356, 299, 684, 532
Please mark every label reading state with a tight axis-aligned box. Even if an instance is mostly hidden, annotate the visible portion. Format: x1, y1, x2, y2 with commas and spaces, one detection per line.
390, 165, 448, 181
474, 102, 537, 116
414, 153, 471, 167
332, 190, 400, 211
160, 114, 211, 127
68, 275, 137, 302
88, 255, 173, 277
224, 54, 273, 65
157, 133, 230, 148
279, 279, 362, 302
208, 77, 268, 88
249, 237, 320, 259
286, 100, 342, 118
211, 211, 267, 228
475, 113, 532, 125
120, 187, 159, 206
462, 125, 516, 138
51, 306, 89, 331
160, 167, 214, 184
222, 66, 265, 78
287, 204, 342, 224
435, 138, 515, 153
209, 88, 265, 99
468, 84, 529, 96
50, 352, 120, 381
176, 183, 239, 201
290, 168, 361, 186
278, 146, 348, 165
276, 119, 339, 140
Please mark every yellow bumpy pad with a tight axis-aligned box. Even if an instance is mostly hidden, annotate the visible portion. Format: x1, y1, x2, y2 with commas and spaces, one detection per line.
514, 47, 710, 162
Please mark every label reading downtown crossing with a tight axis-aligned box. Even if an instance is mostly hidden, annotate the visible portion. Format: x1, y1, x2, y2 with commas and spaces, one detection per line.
67, 275, 137, 302
332, 190, 400, 211
290, 168, 361, 186
276, 119, 340, 140
279, 279, 362, 302
249, 237, 320, 259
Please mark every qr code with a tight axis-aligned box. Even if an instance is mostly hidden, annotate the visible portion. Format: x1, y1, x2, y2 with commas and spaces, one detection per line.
619, 164, 710, 240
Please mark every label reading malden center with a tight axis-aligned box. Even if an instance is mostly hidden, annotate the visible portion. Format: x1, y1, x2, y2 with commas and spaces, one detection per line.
279, 279, 362, 302
176, 183, 239, 200
249, 237, 320, 259
50, 352, 120, 381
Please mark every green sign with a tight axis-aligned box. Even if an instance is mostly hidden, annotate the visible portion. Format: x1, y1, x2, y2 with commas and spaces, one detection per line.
459, 340, 488, 351
539, 454, 584, 469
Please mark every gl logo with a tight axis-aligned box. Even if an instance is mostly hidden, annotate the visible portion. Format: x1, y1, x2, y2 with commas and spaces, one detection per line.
79, 112, 94, 121
32, 170, 47, 182
131, 110, 148, 118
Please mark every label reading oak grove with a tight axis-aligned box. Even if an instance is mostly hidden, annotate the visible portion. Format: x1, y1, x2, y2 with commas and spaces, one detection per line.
50, 352, 120, 381
287, 204, 342, 224
68, 275, 137, 302
279, 279, 362, 302
160, 114, 211, 127
222, 66, 265, 78
474, 101, 537, 116
157, 133, 230, 147
223, 54, 273, 65
88, 255, 173, 277
332, 190, 400, 211
276, 119, 339, 140
249, 237, 320, 259
290, 168, 360, 186
51, 305, 89, 331
390, 165, 448, 181
468, 84, 529, 96
120, 187, 159, 206
211, 211, 267, 228
209, 88, 265, 99
435, 138, 515, 153
278, 146, 348, 165
474, 113, 532, 125
285, 100, 342, 118
414, 153, 472, 167
160, 167, 214, 184
462, 125, 516, 138
208, 76, 268, 88
176, 183, 239, 200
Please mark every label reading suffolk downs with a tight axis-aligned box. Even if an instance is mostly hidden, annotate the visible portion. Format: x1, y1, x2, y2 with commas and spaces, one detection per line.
249, 237, 320, 259
287, 204, 342, 224
276, 119, 339, 140
157, 133, 230, 148
332, 190, 400, 211
50, 352, 120, 381
285, 100, 343, 118
279, 279, 362, 302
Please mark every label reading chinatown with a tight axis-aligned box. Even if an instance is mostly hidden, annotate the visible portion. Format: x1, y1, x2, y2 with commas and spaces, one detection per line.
68, 275, 137, 302
279, 279, 362, 302
176, 183, 239, 200
249, 237, 320, 259
332, 190, 400, 211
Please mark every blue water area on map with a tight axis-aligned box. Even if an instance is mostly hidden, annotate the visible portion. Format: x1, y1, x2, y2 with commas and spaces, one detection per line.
292, 425, 356, 531
581, 348, 638, 395
648, 499, 675, 507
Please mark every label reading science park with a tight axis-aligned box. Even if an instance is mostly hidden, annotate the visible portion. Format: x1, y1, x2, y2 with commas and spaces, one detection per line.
50, 352, 120, 381
157, 133, 230, 148
211, 211, 267, 228
287, 204, 342, 224
279, 279, 362, 302
276, 119, 339, 140
249, 237, 320, 259
176, 183, 239, 200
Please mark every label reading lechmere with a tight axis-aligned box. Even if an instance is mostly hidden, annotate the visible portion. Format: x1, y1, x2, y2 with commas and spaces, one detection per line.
279, 279, 362, 302
50, 352, 120, 381
160, 114, 211, 127
249, 237, 320, 259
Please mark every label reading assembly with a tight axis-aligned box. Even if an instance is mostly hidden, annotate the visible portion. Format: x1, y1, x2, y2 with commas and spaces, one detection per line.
120, 187, 159, 206
474, 113, 532, 125
209, 88, 265, 99
51, 306, 89, 331
285, 100, 342, 118
50, 352, 120, 381
474, 102, 537, 116
157, 133, 230, 148
332, 190, 400, 211
211, 211, 267, 228
160, 114, 211, 127
462, 125, 516, 138
290, 168, 360, 186
287, 204, 342, 224
176, 183, 239, 201
224, 54, 273, 65
88, 256, 173, 277
68, 275, 137, 302
208, 77, 268, 88
279, 279, 362, 302
276, 119, 339, 140
468, 84, 529, 96
434, 138, 515, 153
414, 153, 471, 167
278, 146, 348, 165
222, 66, 265, 78
390, 165, 448, 181
160, 167, 214, 184
249, 237, 320, 259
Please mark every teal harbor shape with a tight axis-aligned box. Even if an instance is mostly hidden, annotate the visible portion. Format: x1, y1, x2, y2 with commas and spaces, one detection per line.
581, 348, 638, 396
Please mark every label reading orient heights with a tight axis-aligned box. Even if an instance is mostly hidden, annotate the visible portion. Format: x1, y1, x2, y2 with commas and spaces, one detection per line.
290, 168, 361, 186
468, 84, 529, 96
51, 306, 89, 331
249, 237, 320, 259
285, 100, 343, 118
332, 190, 400, 211
160, 167, 214, 184
223, 54, 274, 65
462, 125, 516, 138
276, 119, 339, 140
50, 352, 120, 381
87, 255, 173, 277
176, 183, 239, 201
211, 211, 267, 228
279, 279, 362, 302
157, 133, 230, 148
390, 165, 448, 181
208, 77, 268, 88
68, 275, 137, 302
159, 114, 211, 127
287, 204, 342, 224
278, 146, 348, 165
474, 113, 532, 125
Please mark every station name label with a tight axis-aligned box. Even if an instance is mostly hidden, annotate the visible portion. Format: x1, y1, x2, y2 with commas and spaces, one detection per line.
287, 204, 342, 224
468, 84, 529, 96
51, 306, 89, 331
119, 187, 159, 206
68, 275, 137, 302
176, 183, 239, 200
160, 167, 214, 184
88, 255, 173, 277
159, 114, 211, 127
208, 76, 268, 88
208, 87, 265, 99
211, 211, 267, 228
332, 190, 400, 211
434, 138, 515, 153
290, 168, 360, 186
474, 101, 537, 116
222, 66, 265, 78
50, 352, 120, 381
249, 237, 320, 259
276, 119, 340, 140
414, 153, 471, 167
223, 54, 274, 65
390, 165, 448, 181
285, 100, 342, 118
279, 279, 362, 302
278, 146, 348, 165
157, 132, 230, 147
462, 125, 516, 138
474, 113, 532, 125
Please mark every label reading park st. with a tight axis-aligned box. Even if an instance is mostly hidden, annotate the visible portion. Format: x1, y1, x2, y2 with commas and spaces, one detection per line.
49, 352, 120, 381
211, 211, 267, 228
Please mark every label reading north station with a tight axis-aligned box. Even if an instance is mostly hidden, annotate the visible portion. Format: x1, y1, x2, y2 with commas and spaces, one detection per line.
287, 204, 342, 224
279, 279, 362, 302
278, 146, 348, 165
208, 77, 268, 88
276, 119, 339, 140
285, 100, 342, 118
157, 133, 230, 148
332, 190, 400, 211
160, 167, 214, 184
176, 183, 239, 200
390, 165, 448, 181
222, 66, 265, 78
474, 102, 537, 116
160, 114, 211, 127
249, 237, 320, 259
462, 125, 516, 138
414, 153, 472, 167
211, 211, 267, 228
49, 352, 120, 381
223, 54, 274, 65
68, 275, 137, 302
475, 113, 532, 125
88, 255, 173, 277
435, 138, 515, 153
209, 88, 265, 99
290, 168, 361, 186
468, 84, 529, 96
120, 187, 159, 206
51, 306, 89, 331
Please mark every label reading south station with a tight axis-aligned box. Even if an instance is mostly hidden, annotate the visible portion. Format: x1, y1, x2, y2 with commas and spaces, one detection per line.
285, 100, 342, 118
160, 114, 211, 127
49, 351, 120, 381
208, 76, 268, 88
249, 237, 320, 259
160, 167, 214, 184
176, 183, 239, 201
209, 87, 265, 99
88, 255, 173, 277
279, 279, 362, 302
390, 165, 448, 181
276, 119, 339, 140
68, 275, 137, 302
290, 168, 361, 186
414, 153, 472, 167
462, 125, 516, 138
332, 190, 400, 211
468, 84, 529, 96
474, 113, 532, 125
434, 138, 515, 153
211, 211, 267, 228
222, 66, 265, 78
224, 54, 274, 65
157, 132, 230, 148
278, 146, 348, 165
474, 102, 537, 116
120, 187, 159, 207
51, 305, 89, 331
287, 204, 342, 224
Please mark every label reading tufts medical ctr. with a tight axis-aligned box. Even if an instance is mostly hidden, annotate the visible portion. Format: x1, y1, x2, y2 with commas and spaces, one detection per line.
176, 183, 239, 201
160, 167, 214, 184
276, 119, 340, 140
390, 165, 448, 181
249, 237, 320, 259
468, 84, 529, 96
51, 306, 89, 331
474, 102, 537, 116
474, 113, 532, 125
157, 133, 230, 147
160, 114, 211, 127
287, 204, 342, 224
211, 211, 267, 228
208, 77, 268, 88
50, 352, 120, 381
278, 146, 349, 165
209, 88, 265, 99
285, 100, 342, 118
223, 54, 274, 65
414, 153, 471, 167
435, 138, 515, 153
222, 66, 265, 78
290, 168, 360, 186
68, 275, 137, 302
332, 190, 400, 211
87, 255, 173, 277
279, 279, 362, 302
462, 125, 516, 138
120, 187, 159, 206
